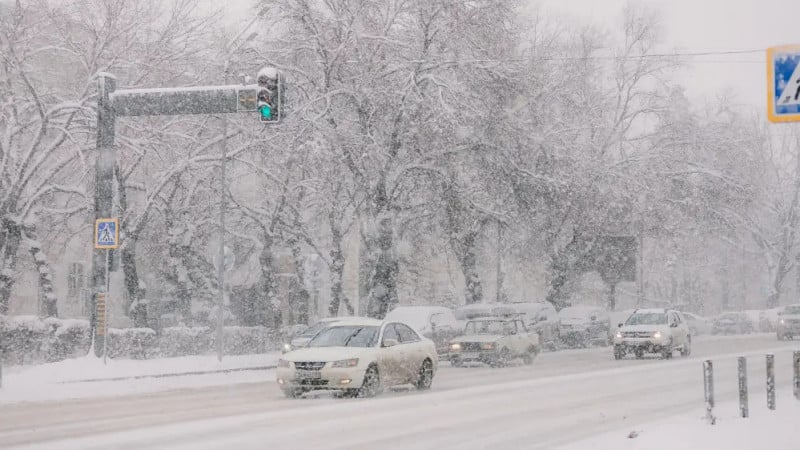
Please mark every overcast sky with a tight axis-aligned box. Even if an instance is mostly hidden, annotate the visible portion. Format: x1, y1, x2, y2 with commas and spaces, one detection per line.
531, 0, 799, 119
215, 0, 799, 121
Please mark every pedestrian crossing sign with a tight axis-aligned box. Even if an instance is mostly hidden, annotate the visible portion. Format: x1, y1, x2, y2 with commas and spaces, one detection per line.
767, 45, 800, 123
95, 218, 120, 249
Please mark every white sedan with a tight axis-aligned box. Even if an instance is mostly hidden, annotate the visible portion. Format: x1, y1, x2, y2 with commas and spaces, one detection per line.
276, 318, 438, 398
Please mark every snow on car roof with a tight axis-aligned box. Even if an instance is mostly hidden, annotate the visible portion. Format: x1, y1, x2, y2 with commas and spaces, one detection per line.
323, 317, 384, 327
631, 308, 669, 314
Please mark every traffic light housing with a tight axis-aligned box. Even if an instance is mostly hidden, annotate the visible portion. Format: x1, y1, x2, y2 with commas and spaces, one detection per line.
257, 67, 282, 123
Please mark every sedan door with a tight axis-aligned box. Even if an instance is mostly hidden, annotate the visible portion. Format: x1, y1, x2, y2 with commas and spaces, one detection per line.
395, 323, 427, 383
378, 324, 404, 386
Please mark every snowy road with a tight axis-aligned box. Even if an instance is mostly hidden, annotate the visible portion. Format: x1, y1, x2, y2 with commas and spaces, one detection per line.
2, 334, 798, 450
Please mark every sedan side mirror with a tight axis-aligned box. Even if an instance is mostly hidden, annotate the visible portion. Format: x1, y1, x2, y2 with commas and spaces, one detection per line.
590, 316, 597, 322
617, 323, 624, 328
383, 338, 399, 348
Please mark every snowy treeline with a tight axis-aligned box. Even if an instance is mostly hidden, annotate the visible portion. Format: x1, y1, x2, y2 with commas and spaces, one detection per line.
1, 0, 799, 329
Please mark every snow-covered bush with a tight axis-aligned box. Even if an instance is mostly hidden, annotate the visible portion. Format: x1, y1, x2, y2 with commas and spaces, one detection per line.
0, 314, 50, 364
108, 328, 157, 359
0, 315, 280, 364
47, 318, 90, 362
157, 326, 211, 358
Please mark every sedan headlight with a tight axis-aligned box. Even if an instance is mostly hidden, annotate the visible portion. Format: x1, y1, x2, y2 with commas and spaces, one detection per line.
450, 343, 462, 352
481, 342, 495, 350
281, 343, 293, 353
278, 359, 291, 368
780, 319, 786, 325
615, 330, 623, 339
653, 331, 662, 339
331, 358, 359, 368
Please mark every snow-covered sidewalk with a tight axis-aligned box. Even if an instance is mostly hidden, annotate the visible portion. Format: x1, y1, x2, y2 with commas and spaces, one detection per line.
556, 394, 800, 450
0, 352, 279, 405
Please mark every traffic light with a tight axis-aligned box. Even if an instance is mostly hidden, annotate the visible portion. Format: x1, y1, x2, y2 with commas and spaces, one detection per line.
257, 66, 281, 123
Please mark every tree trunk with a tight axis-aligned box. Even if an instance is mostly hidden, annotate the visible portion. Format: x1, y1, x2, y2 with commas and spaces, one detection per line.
368, 216, 399, 319
165, 216, 192, 325
607, 282, 617, 311
0, 217, 22, 314
257, 231, 279, 328
116, 167, 147, 327
23, 225, 58, 317
328, 219, 353, 316
287, 235, 310, 324
457, 230, 484, 305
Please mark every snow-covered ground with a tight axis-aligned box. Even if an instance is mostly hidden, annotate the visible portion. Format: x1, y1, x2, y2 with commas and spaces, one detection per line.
0, 352, 278, 405
0, 334, 796, 449
557, 394, 800, 450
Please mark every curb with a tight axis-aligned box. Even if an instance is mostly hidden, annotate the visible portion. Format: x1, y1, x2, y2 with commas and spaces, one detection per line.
60, 365, 277, 384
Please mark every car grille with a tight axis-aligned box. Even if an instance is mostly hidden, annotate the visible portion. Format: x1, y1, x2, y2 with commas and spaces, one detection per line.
462, 342, 486, 351
298, 379, 329, 386
294, 361, 326, 370
622, 331, 652, 338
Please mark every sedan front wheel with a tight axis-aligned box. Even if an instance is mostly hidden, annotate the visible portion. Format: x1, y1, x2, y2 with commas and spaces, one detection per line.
358, 364, 382, 398
415, 359, 434, 390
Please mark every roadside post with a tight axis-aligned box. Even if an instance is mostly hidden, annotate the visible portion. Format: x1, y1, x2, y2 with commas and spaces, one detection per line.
766, 354, 776, 410
703, 360, 715, 424
737, 357, 748, 418
793, 351, 800, 401
95, 218, 119, 364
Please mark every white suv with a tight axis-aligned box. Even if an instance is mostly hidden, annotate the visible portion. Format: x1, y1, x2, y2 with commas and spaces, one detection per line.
613, 309, 691, 360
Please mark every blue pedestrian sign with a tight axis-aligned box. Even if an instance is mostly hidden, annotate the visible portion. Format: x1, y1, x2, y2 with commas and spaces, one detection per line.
95, 218, 120, 249
767, 45, 800, 123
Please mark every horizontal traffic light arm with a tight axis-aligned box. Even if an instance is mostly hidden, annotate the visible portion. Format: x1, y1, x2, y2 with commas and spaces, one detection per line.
110, 84, 261, 117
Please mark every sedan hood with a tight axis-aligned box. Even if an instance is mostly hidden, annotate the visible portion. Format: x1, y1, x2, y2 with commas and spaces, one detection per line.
451, 335, 503, 344
282, 346, 373, 362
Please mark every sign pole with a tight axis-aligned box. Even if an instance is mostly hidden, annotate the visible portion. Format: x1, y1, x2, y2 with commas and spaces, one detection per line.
104, 248, 110, 365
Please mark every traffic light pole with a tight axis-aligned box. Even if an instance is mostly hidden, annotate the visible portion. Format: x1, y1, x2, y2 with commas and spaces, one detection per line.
92, 70, 282, 361
92, 73, 116, 357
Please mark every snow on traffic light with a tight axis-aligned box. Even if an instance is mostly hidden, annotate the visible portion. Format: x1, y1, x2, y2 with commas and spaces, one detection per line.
257, 66, 282, 123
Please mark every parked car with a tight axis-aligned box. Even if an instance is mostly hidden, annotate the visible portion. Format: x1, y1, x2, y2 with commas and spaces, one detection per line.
384, 305, 462, 356
276, 317, 438, 398
508, 301, 560, 350
454, 303, 517, 321
682, 312, 712, 336
558, 305, 610, 348
448, 316, 540, 367
777, 304, 800, 340
712, 312, 754, 335
613, 308, 691, 359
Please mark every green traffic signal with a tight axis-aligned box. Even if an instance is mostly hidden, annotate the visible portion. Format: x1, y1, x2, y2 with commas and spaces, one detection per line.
259, 104, 272, 120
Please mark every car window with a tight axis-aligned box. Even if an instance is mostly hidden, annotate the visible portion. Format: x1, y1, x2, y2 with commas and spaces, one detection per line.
394, 323, 420, 343
625, 313, 667, 325
382, 323, 400, 344
307, 325, 379, 348
784, 305, 800, 315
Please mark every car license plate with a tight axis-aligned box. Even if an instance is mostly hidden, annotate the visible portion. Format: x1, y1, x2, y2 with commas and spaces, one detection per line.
296, 370, 321, 380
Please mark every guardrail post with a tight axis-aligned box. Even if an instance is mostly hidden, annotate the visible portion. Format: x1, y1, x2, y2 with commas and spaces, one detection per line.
703, 360, 715, 424
766, 354, 776, 410
738, 357, 748, 418
793, 351, 800, 401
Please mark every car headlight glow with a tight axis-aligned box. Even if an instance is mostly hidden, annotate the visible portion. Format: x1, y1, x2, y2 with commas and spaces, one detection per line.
615, 330, 623, 339
331, 358, 359, 368
278, 359, 291, 368
450, 343, 462, 352
780, 319, 786, 325
282, 343, 293, 353
653, 331, 662, 339
481, 342, 495, 350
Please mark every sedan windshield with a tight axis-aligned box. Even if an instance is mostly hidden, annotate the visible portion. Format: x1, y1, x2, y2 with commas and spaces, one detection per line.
625, 313, 667, 326
307, 325, 378, 348
299, 321, 331, 338
465, 320, 515, 335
